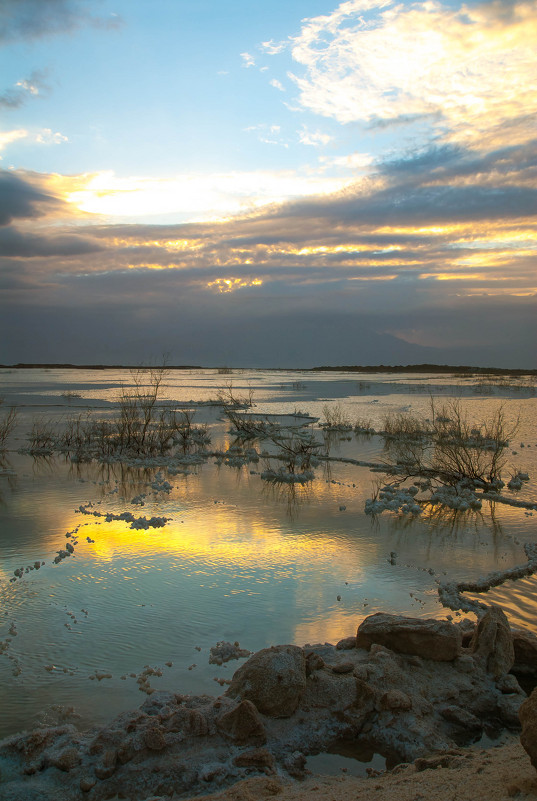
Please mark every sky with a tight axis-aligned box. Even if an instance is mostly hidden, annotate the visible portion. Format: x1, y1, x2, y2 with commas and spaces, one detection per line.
0, 0, 536, 368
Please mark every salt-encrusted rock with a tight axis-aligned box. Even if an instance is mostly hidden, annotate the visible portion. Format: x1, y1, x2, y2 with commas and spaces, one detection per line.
303, 669, 359, 713
94, 748, 118, 779
470, 606, 514, 679
357, 613, 462, 661
440, 705, 482, 732
512, 627, 537, 677
283, 750, 307, 778
225, 645, 306, 717
336, 636, 357, 650
216, 699, 266, 744
305, 651, 325, 675
498, 693, 525, 728
497, 674, 523, 694
233, 747, 275, 771
166, 707, 209, 736
519, 688, 537, 769
331, 661, 354, 674
88, 727, 124, 755
47, 746, 81, 772
143, 726, 167, 751
380, 689, 412, 711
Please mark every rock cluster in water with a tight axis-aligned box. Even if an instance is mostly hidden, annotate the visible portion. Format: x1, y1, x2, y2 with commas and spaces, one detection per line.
1, 606, 537, 800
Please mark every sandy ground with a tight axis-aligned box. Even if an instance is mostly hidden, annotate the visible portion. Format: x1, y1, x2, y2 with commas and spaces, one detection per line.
182, 737, 537, 801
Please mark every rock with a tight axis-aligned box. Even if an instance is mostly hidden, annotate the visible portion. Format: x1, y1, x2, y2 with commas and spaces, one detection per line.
143, 726, 167, 751
519, 688, 537, 769
117, 740, 136, 764
454, 654, 475, 673
440, 705, 482, 732
380, 689, 412, 711
48, 747, 81, 772
80, 777, 97, 792
217, 700, 266, 744
305, 651, 325, 675
357, 613, 462, 661
283, 750, 307, 778
94, 748, 118, 780
233, 747, 275, 771
471, 606, 514, 679
88, 728, 124, 755
331, 661, 354, 674
498, 694, 524, 728
336, 636, 357, 650
303, 670, 359, 713
355, 677, 376, 709
225, 645, 306, 717
512, 627, 537, 677
166, 707, 209, 737
497, 674, 523, 694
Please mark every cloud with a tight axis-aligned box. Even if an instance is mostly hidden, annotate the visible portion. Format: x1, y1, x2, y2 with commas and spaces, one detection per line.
0, 169, 59, 225
260, 39, 287, 55
1, 118, 535, 368
240, 52, 256, 68
0, 0, 121, 43
288, 0, 537, 147
0, 129, 28, 153
0, 70, 49, 110
0, 127, 69, 157
298, 127, 333, 147
270, 79, 285, 92
35, 129, 69, 145
51, 168, 350, 220
0, 226, 103, 257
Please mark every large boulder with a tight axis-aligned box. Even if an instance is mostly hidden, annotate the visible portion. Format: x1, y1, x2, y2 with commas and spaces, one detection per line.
512, 627, 537, 677
470, 606, 514, 679
216, 700, 266, 745
225, 645, 306, 718
519, 688, 537, 770
356, 613, 462, 661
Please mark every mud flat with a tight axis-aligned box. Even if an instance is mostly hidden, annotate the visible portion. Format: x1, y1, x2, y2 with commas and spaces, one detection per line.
1, 606, 537, 801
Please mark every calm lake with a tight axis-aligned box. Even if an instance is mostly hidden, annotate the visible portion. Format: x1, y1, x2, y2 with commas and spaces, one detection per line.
0, 367, 536, 740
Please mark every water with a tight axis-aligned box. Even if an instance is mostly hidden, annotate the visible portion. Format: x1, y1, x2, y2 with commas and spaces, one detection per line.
0, 367, 536, 740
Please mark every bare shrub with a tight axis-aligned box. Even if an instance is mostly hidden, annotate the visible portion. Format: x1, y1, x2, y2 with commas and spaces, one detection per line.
0, 402, 17, 449
321, 403, 352, 430
28, 418, 57, 453
354, 417, 375, 434
217, 382, 254, 410
381, 411, 429, 441
269, 431, 322, 474
383, 398, 517, 489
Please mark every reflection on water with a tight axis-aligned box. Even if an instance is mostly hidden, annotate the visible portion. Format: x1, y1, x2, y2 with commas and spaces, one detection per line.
0, 369, 536, 740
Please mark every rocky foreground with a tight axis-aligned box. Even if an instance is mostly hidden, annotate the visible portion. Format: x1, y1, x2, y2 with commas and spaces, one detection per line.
1, 607, 537, 801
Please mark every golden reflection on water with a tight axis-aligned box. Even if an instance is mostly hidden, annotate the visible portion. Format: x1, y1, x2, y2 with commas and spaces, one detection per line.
78, 512, 374, 582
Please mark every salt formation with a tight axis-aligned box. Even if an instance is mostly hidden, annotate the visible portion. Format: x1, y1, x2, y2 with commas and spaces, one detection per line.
260, 468, 315, 484
0, 606, 534, 801
365, 484, 422, 515
209, 642, 252, 666
77, 504, 169, 529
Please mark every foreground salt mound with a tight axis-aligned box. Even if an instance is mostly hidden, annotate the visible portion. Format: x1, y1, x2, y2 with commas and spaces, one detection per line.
0, 608, 533, 801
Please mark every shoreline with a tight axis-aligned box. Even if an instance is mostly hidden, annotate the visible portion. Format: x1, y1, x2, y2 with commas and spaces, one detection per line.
1, 608, 536, 801
2, 363, 536, 376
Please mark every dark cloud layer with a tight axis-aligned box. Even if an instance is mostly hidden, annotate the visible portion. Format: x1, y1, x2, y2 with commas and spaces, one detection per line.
0, 170, 59, 226
0, 69, 49, 110
0, 130, 535, 367
0, 0, 119, 44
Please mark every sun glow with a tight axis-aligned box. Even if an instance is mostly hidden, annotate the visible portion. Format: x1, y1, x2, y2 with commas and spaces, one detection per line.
207, 277, 263, 293
61, 170, 352, 222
